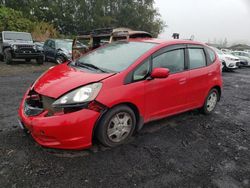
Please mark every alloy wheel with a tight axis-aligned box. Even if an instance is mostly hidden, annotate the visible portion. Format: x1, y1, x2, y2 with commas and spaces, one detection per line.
107, 112, 133, 143
206, 91, 218, 112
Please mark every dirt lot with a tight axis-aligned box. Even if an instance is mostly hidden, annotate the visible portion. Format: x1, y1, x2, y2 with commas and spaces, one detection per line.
0, 62, 249, 188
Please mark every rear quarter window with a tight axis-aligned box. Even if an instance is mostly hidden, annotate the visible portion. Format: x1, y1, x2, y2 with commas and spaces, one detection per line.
207, 47, 216, 65
188, 48, 206, 69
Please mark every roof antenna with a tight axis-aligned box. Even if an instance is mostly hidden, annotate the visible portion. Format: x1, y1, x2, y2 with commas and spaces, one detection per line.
190, 35, 195, 41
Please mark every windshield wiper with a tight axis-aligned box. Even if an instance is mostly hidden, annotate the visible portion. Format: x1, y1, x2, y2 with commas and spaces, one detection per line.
76, 61, 108, 73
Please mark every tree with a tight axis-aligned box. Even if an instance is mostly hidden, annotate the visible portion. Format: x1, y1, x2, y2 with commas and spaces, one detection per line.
1, 0, 165, 36
0, 6, 33, 32
32, 22, 59, 41
0, 6, 59, 41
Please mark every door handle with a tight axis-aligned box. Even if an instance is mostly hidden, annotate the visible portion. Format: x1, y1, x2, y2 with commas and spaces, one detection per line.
179, 78, 187, 85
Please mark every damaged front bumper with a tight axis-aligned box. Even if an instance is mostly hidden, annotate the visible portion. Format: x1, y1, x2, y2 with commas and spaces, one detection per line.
18, 88, 101, 150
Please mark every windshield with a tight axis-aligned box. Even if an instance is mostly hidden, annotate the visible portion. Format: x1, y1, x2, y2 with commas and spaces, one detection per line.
76, 41, 157, 72
56, 41, 72, 51
4, 32, 32, 41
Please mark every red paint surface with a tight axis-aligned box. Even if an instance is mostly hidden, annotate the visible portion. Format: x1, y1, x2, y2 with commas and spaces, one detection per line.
19, 39, 222, 149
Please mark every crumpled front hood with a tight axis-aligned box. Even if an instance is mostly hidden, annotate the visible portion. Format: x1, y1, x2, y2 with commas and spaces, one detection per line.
33, 63, 115, 98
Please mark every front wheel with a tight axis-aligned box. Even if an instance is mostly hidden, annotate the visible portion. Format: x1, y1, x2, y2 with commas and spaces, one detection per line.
222, 62, 227, 72
56, 56, 65, 64
0, 54, 3, 61
4, 49, 12, 64
201, 89, 219, 115
96, 105, 136, 147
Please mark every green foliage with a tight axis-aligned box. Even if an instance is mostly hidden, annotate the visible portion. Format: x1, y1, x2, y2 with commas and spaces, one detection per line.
0, 6, 59, 41
1, 0, 165, 37
0, 6, 33, 32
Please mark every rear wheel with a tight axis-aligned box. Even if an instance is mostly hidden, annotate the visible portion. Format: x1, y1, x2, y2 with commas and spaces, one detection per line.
222, 61, 227, 72
96, 105, 136, 147
4, 49, 12, 64
36, 57, 44, 65
201, 89, 219, 114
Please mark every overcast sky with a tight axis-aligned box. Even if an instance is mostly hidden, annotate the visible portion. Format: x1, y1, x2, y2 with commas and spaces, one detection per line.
155, 0, 250, 45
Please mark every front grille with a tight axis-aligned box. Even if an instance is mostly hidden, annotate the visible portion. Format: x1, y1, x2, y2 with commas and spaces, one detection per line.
19, 49, 36, 53
25, 89, 85, 117
17, 45, 34, 49
25, 90, 43, 116
24, 102, 43, 116
25, 89, 62, 117
16, 45, 36, 53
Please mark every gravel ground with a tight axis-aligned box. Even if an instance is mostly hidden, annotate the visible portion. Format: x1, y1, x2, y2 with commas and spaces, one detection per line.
0, 62, 249, 188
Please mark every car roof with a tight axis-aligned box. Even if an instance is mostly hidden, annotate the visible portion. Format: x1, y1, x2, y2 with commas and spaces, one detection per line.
128, 38, 206, 46
2, 31, 31, 34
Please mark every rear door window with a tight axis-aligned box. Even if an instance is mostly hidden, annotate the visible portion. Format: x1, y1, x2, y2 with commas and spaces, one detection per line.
188, 48, 206, 69
153, 49, 185, 73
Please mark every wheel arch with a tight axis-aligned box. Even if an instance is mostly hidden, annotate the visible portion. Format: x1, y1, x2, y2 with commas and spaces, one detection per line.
56, 53, 67, 60
92, 102, 144, 143
3, 47, 11, 53
3, 46, 11, 52
211, 85, 222, 101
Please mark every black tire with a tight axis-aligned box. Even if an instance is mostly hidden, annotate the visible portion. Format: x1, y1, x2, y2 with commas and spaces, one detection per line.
36, 57, 44, 65
201, 88, 219, 115
0, 54, 3, 61
96, 105, 136, 147
3, 49, 12, 64
55, 56, 65, 64
45, 56, 49, 62
222, 62, 227, 72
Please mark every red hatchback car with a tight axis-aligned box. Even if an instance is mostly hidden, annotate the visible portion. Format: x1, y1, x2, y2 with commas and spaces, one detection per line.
18, 39, 222, 149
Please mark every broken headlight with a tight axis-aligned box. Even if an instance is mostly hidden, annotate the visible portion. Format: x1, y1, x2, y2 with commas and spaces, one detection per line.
52, 83, 102, 108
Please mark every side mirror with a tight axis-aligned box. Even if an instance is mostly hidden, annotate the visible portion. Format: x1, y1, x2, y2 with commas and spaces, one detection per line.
150, 68, 170, 79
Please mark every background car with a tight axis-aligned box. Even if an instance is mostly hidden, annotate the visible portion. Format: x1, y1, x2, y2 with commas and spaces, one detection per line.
43, 39, 73, 64
0, 31, 44, 64
211, 47, 239, 71
34, 41, 44, 52
231, 51, 250, 66
72, 28, 152, 60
